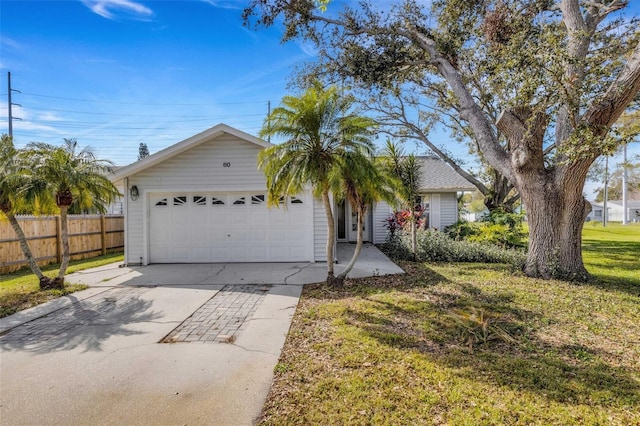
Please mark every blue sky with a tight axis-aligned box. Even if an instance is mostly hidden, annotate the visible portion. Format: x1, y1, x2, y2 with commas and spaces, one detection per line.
0, 0, 318, 165
0, 0, 637, 199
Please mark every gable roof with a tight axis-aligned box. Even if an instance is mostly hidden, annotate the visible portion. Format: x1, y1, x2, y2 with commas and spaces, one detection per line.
110, 123, 271, 181
416, 157, 476, 192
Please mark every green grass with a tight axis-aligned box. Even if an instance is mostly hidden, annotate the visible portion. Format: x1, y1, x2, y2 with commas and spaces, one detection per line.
582, 222, 640, 286
0, 252, 124, 318
260, 226, 640, 425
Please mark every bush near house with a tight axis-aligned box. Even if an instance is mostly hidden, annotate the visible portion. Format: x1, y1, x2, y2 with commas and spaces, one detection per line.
384, 229, 526, 269
446, 210, 527, 249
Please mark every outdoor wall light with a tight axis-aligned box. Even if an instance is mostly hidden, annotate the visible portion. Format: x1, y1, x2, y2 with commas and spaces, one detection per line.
130, 185, 140, 201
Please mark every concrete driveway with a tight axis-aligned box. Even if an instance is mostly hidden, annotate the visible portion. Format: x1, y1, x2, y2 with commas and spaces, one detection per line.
0, 244, 403, 425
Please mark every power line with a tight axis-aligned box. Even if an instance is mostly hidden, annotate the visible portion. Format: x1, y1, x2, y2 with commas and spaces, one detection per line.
24, 105, 267, 118
18, 91, 268, 106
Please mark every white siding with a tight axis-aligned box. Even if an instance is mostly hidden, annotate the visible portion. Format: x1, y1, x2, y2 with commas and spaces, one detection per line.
126, 192, 145, 264
430, 194, 441, 230
372, 201, 393, 244
125, 134, 315, 265
439, 192, 459, 229
133, 135, 266, 192
313, 196, 328, 262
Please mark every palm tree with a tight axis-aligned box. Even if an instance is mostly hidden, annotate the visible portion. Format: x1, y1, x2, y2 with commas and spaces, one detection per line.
26, 139, 121, 288
382, 140, 423, 259
258, 83, 376, 283
333, 151, 397, 280
0, 134, 48, 285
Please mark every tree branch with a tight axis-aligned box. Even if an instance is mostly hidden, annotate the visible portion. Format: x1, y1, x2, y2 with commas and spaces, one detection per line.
582, 40, 640, 131
406, 26, 513, 182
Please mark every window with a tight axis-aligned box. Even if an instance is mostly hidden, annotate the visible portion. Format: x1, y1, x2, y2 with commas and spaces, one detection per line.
155, 198, 168, 206
290, 197, 303, 204
251, 194, 265, 205
211, 197, 225, 205
278, 196, 286, 205
233, 196, 246, 205
173, 196, 187, 206
193, 196, 206, 206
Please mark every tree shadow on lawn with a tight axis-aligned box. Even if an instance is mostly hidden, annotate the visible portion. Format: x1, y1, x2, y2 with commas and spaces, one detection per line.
0, 288, 161, 354
326, 265, 640, 409
582, 240, 640, 290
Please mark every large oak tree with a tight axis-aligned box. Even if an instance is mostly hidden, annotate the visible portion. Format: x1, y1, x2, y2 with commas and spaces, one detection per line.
245, 0, 640, 280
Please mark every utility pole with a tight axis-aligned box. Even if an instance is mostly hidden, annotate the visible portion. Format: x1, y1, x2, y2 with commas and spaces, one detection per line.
603, 155, 608, 227
622, 143, 628, 225
267, 100, 271, 143
7, 72, 22, 138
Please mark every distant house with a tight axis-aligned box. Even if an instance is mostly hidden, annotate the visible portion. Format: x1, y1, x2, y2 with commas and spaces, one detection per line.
110, 124, 474, 265
587, 200, 640, 223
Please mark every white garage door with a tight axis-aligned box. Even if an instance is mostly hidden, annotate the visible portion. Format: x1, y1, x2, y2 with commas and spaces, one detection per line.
149, 192, 312, 263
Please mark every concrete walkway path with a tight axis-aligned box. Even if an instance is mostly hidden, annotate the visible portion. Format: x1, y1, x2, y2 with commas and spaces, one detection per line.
0, 243, 402, 425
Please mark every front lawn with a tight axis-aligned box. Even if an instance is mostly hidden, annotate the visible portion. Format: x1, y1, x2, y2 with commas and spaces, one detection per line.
0, 253, 124, 318
582, 222, 640, 286
260, 226, 640, 425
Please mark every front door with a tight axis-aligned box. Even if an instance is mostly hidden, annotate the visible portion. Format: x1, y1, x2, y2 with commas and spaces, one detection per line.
348, 203, 371, 242
336, 199, 371, 242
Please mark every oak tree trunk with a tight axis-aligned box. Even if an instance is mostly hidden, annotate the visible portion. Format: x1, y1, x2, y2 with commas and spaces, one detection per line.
517, 176, 591, 281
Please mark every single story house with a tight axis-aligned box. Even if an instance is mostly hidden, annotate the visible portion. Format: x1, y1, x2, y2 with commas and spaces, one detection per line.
110, 124, 475, 265
587, 200, 640, 223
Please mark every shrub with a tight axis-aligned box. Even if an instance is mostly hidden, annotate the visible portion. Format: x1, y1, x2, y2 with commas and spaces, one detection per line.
445, 211, 526, 249
383, 229, 526, 269
445, 220, 480, 241
384, 206, 426, 237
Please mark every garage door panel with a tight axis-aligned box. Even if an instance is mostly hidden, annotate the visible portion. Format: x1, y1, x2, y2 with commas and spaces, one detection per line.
149, 192, 312, 263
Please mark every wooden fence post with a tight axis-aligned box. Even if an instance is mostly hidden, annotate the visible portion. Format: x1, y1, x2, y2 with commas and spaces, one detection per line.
101, 215, 107, 256
55, 216, 62, 263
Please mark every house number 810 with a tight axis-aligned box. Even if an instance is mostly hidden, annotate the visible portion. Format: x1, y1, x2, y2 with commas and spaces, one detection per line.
223, 162, 231, 167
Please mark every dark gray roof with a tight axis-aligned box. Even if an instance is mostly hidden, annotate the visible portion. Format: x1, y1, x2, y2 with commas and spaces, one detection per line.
416, 156, 476, 192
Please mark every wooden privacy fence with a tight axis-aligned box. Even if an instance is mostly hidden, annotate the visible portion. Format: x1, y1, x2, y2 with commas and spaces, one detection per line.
0, 215, 124, 274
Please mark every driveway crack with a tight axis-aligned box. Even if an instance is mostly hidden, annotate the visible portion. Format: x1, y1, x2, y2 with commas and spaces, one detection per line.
198, 264, 226, 284
229, 342, 277, 356
284, 263, 312, 284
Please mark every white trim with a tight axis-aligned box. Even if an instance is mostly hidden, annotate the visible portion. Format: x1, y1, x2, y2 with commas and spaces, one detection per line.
123, 177, 129, 266
142, 189, 149, 265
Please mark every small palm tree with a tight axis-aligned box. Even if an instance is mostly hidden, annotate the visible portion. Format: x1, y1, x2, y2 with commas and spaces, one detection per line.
258, 82, 376, 283
333, 151, 397, 279
0, 134, 48, 285
26, 139, 121, 288
382, 140, 423, 259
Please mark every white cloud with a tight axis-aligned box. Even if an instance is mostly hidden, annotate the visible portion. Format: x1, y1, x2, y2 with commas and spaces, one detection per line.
200, 0, 243, 10
12, 121, 65, 135
1, 36, 23, 51
38, 112, 66, 122
296, 40, 318, 57
80, 0, 153, 20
